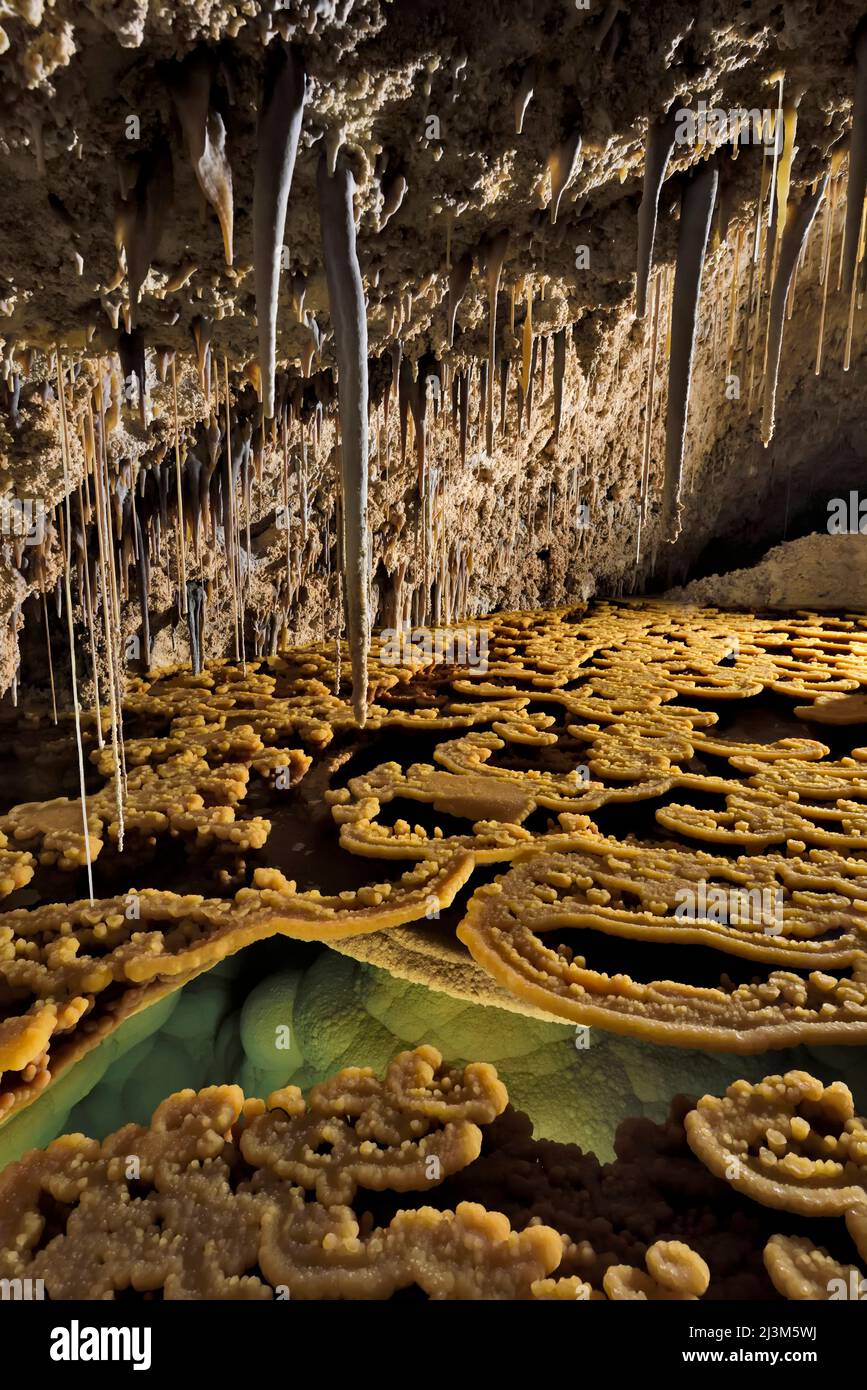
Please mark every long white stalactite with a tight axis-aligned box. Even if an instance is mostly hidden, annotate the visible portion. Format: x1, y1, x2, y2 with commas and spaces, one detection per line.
253, 41, 306, 419
636, 109, 679, 320
663, 158, 718, 541
318, 154, 371, 725
762, 175, 829, 445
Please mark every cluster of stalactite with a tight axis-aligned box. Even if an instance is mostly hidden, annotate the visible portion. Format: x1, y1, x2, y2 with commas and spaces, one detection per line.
2, 20, 867, 754
7, 356, 343, 680
636, 41, 867, 544
3, 319, 588, 682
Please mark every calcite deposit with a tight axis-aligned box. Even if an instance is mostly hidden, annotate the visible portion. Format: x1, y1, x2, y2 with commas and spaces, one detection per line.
1, 1050, 864, 1300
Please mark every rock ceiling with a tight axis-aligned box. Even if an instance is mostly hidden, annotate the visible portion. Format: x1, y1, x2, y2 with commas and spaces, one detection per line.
0, 0, 865, 694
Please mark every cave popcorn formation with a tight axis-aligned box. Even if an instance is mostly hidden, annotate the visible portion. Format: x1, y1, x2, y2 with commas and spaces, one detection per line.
0, 0, 866, 1314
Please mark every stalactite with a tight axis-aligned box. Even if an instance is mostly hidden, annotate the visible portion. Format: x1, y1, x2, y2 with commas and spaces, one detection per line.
521, 279, 533, 395
636, 108, 678, 319
709, 268, 725, 360
837, 183, 849, 291
41, 589, 58, 725
170, 357, 188, 613
280, 408, 292, 601
191, 315, 212, 398
55, 349, 95, 903
398, 355, 412, 466
774, 99, 799, 243
2, 370, 21, 431
725, 225, 744, 374
298, 421, 309, 545
118, 484, 134, 604
817, 158, 841, 316
482, 229, 509, 453
499, 355, 510, 435
514, 63, 535, 134
765, 73, 785, 240
186, 580, 206, 675
449, 367, 460, 432
637, 273, 662, 568
182, 450, 202, 556
300, 321, 319, 378
401, 355, 428, 492
220, 360, 242, 662
118, 328, 148, 427
235, 403, 254, 652
89, 388, 126, 846
552, 326, 567, 442
663, 159, 718, 540
290, 272, 307, 324
379, 172, 408, 230
114, 146, 172, 328
525, 336, 538, 426
548, 130, 582, 225
102, 296, 122, 333
447, 251, 472, 347
78, 484, 104, 748
422, 361, 439, 476
761, 175, 828, 445
758, 92, 799, 382
333, 486, 344, 689
133, 497, 151, 666
154, 347, 172, 382
253, 41, 306, 418
745, 155, 772, 407
845, 195, 867, 370
317, 154, 370, 725
171, 51, 234, 266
